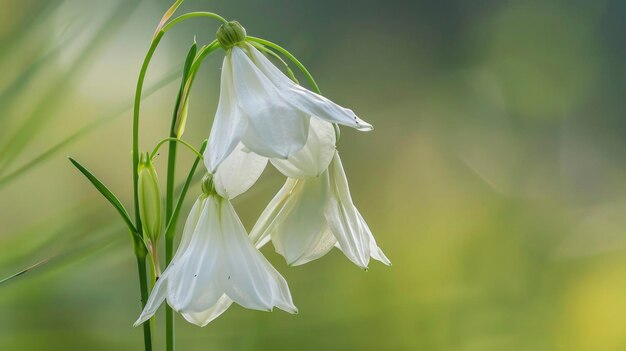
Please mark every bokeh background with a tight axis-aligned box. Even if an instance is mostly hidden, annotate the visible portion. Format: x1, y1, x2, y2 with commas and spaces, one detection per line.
1, 0, 626, 350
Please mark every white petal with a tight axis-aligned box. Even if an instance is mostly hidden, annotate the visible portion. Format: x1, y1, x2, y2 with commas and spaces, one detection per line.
245, 43, 373, 131
213, 143, 268, 199
205, 54, 248, 173
356, 211, 391, 266
217, 197, 297, 313
167, 197, 223, 313
230, 46, 310, 158
271, 118, 336, 178
270, 176, 332, 266
251, 175, 335, 266
134, 198, 205, 326
182, 294, 234, 327
326, 153, 371, 269
134, 268, 170, 326
249, 178, 298, 248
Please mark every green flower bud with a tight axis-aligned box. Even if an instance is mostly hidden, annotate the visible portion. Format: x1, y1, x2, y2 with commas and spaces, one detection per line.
216, 21, 246, 49
138, 152, 162, 243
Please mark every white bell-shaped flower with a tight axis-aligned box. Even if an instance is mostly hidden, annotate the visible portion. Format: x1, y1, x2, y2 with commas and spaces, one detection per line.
134, 192, 297, 327
205, 42, 372, 174
250, 152, 391, 269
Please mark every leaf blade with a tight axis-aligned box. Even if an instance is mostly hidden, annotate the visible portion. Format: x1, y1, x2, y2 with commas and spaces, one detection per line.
68, 157, 139, 234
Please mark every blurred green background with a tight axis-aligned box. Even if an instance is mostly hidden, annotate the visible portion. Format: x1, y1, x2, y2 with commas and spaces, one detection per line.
2, 0, 626, 350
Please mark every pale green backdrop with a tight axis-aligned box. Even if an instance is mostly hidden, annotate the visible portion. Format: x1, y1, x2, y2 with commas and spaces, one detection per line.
1, 0, 626, 350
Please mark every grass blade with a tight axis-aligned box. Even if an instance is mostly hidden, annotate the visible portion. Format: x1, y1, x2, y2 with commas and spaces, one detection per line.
68, 157, 139, 235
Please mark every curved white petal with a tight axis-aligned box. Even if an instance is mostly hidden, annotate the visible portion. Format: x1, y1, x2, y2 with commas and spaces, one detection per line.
134, 198, 206, 326
357, 211, 391, 266
230, 46, 309, 158
325, 153, 371, 269
205, 54, 248, 173
217, 197, 297, 313
182, 294, 234, 327
271, 118, 336, 178
249, 178, 298, 248
213, 143, 268, 199
250, 176, 335, 266
167, 198, 223, 313
244, 43, 373, 131
270, 176, 331, 266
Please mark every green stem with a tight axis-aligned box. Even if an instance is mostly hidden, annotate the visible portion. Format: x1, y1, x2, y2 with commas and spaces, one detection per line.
162, 12, 227, 33
151, 137, 203, 160
135, 250, 153, 351
164, 140, 207, 241
164, 140, 206, 351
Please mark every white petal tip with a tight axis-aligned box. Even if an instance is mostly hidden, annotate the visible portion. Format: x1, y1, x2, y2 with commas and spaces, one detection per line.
356, 124, 373, 132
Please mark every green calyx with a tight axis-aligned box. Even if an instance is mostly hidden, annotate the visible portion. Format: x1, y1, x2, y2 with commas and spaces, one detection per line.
201, 173, 215, 196
216, 21, 246, 49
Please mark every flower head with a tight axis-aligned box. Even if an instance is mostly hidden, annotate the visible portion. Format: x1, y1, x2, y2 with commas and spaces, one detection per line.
134, 183, 297, 327
205, 41, 372, 174
250, 152, 390, 269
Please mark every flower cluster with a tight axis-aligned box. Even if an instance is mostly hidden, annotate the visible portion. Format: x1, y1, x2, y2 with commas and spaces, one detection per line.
134, 21, 390, 327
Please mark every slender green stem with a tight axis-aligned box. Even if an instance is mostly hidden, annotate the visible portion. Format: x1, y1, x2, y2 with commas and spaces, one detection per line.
135, 250, 153, 351
162, 12, 227, 32
164, 140, 208, 241
151, 137, 203, 160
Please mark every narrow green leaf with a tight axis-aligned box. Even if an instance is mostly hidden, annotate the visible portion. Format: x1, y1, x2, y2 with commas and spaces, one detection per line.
0, 258, 50, 285
182, 42, 198, 81
68, 157, 139, 235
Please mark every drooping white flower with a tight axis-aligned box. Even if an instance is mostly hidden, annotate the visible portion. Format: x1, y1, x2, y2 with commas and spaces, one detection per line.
250, 152, 391, 269
134, 192, 297, 327
205, 41, 372, 174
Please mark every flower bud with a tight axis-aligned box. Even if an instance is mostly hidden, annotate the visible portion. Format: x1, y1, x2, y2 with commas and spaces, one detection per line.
138, 153, 162, 243
216, 21, 246, 49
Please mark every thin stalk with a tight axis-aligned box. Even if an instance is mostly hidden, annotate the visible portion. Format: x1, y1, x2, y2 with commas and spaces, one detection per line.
135, 250, 152, 351
151, 137, 203, 160
131, 29, 164, 351
162, 12, 227, 32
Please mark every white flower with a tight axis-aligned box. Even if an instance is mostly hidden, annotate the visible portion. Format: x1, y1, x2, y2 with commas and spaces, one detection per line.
205, 42, 372, 174
250, 152, 391, 269
134, 193, 297, 327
